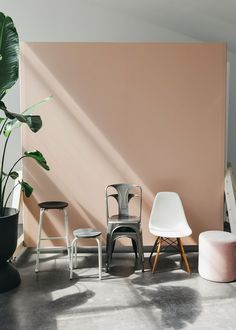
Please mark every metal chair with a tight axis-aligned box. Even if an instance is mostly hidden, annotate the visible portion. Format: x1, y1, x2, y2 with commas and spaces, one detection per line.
35, 201, 70, 273
70, 228, 102, 280
149, 192, 192, 273
105, 184, 144, 272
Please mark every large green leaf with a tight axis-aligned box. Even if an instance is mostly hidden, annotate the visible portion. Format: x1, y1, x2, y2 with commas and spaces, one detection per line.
24, 150, 50, 171
3, 96, 52, 136
19, 180, 33, 198
0, 12, 19, 100
3, 112, 42, 136
2, 170, 19, 179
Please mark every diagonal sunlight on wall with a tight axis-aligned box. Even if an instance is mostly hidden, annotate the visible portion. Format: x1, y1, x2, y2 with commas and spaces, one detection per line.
21, 43, 156, 247
22, 44, 154, 201
21, 42, 226, 247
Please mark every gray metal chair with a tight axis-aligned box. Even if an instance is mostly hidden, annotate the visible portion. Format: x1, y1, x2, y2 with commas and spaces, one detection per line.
105, 184, 144, 272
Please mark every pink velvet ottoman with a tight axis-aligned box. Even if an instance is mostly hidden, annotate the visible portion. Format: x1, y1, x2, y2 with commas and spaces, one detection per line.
198, 230, 236, 282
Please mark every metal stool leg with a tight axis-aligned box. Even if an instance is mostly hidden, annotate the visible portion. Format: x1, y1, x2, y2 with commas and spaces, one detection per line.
63, 208, 70, 264
70, 237, 77, 280
35, 208, 45, 273
96, 236, 102, 280
74, 240, 78, 269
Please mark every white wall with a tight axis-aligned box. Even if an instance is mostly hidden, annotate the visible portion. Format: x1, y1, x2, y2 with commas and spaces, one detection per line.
1, 0, 196, 42
1, 0, 235, 175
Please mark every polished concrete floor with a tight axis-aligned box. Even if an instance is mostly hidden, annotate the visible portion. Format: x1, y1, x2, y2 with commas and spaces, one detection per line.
1, 250, 236, 330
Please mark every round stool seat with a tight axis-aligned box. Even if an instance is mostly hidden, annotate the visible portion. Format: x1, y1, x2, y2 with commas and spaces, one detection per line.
198, 230, 236, 282
73, 228, 101, 238
38, 201, 68, 210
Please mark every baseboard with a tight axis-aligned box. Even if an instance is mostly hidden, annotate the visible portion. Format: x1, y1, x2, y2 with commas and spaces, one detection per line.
27, 244, 198, 254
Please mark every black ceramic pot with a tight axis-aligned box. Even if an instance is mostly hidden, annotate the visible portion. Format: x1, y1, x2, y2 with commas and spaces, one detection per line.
0, 208, 21, 293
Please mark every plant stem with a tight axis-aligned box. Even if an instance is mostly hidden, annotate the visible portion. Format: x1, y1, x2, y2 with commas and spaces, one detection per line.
0, 133, 10, 214
4, 182, 20, 209
0, 118, 8, 135
1, 155, 25, 211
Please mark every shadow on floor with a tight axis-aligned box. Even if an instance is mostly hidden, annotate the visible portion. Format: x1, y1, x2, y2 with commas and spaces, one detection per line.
0, 251, 95, 330
0, 250, 203, 330
137, 285, 201, 329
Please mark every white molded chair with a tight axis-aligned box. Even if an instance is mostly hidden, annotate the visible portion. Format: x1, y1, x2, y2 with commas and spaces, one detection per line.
149, 192, 192, 273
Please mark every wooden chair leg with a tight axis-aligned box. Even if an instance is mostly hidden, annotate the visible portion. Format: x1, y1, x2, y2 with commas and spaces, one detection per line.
152, 237, 162, 273
177, 238, 191, 273
149, 236, 159, 262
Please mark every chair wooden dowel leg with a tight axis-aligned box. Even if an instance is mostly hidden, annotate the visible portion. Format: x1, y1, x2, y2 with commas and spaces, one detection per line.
177, 238, 191, 273
152, 237, 162, 273
149, 236, 159, 262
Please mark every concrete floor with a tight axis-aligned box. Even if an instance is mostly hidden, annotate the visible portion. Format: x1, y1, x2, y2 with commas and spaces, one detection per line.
1, 250, 236, 330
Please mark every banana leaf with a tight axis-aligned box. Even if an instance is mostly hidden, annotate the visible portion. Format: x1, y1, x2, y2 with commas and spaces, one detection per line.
2, 170, 19, 179
19, 180, 33, 198
3, 96, 52, 136
0, 12, 19, 100
24, 150, 50, 171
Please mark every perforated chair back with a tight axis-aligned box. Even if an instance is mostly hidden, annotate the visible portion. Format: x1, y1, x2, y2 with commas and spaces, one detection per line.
106, 183, 142, 220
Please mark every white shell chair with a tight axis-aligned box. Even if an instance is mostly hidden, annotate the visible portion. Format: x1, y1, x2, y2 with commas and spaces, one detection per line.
149, 192, 192, 273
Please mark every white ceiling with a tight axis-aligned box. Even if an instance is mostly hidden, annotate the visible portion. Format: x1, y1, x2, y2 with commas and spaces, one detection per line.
93, 0, 236, 52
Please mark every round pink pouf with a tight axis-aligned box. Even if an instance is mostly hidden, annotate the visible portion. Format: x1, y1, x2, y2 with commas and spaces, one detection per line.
198, 230, 236, 282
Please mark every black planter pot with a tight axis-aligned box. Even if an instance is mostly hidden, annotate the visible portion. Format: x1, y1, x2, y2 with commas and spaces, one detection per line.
0, 207, 21, 293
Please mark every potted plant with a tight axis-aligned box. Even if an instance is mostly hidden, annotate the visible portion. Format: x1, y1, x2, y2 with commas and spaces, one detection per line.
0, 12, 51, 293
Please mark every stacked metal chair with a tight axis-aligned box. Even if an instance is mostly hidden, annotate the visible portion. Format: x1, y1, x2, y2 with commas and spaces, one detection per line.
105, 184, 144, 272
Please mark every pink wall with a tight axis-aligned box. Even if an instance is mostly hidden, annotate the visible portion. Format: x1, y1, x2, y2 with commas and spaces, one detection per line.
20, 43, 226, 247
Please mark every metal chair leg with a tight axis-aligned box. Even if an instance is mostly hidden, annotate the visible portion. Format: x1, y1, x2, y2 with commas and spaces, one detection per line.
35, 208, 44, 273
105, 234, 110, 272
106, 234, 114, 272
108, 236, 114, 270
139, 231, 145, 272
132, 239, 138, 258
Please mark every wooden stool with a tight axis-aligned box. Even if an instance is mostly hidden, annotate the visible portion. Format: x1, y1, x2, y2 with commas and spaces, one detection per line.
35, 201, 70, 273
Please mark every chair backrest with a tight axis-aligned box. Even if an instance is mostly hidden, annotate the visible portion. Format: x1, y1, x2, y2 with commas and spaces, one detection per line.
149, 192, 191, 232
106, 183, 142, 218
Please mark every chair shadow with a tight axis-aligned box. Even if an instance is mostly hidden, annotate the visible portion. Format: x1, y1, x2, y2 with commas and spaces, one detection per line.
138, 285, 201, 329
